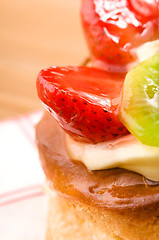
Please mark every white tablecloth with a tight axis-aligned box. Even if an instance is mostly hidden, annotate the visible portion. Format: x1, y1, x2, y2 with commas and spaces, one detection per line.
0, 111, 47, 240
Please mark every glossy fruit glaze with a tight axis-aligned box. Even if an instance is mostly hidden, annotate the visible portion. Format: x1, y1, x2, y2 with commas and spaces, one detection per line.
81, 0, 159, 70
37, 66, 129, 143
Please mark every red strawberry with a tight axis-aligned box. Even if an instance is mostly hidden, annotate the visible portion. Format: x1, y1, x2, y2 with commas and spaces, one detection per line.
129, 0, 159, 18
37, 66, 129, 143
81, 0, 159, 70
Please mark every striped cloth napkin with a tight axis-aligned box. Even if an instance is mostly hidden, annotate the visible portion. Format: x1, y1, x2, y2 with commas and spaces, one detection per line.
0, 111, 47, 240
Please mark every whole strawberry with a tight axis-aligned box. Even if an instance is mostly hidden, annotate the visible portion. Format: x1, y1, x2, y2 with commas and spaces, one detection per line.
37, 66, 129, 143
81, 0, 159, 70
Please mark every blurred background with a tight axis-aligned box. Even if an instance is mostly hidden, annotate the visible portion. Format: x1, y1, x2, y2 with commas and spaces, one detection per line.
0, 0, 88, 119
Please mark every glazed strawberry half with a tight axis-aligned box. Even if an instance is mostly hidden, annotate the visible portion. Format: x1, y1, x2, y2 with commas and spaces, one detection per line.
37, 66, 129, 143
81, 0, 159, 69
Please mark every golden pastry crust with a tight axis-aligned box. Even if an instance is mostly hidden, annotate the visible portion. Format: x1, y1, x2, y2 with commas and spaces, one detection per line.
46, 189, 124, 240
46, 188, 159, 240
36, 113, 159, 239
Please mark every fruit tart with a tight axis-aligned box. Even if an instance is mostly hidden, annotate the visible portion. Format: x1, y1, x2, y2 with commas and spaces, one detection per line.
36, 0, 159, 239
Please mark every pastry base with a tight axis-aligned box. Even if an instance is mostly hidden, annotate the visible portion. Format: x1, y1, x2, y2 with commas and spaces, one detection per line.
45, 187, 159, 240
46, 190, 122, 240
36, 113, 159, 240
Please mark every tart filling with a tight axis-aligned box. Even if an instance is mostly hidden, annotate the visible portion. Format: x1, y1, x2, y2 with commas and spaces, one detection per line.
65, 133, 159, 181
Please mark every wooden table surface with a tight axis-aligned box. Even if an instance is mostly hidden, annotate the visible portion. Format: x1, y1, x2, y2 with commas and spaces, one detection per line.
0, 0, 88, 119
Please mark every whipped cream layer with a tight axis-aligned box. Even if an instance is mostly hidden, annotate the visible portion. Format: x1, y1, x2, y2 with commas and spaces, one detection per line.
65, 134, 159, 181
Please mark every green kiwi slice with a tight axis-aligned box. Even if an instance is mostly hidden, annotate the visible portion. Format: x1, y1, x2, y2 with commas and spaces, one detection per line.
120, 52, 159, 147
